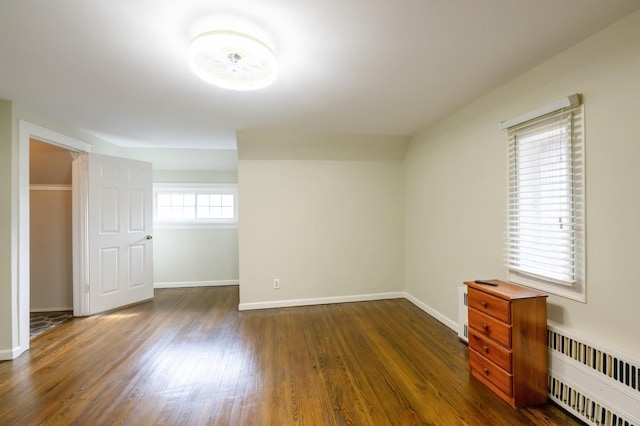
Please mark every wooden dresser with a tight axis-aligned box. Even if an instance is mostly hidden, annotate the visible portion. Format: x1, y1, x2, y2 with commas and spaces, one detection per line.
465, 280, 548, 408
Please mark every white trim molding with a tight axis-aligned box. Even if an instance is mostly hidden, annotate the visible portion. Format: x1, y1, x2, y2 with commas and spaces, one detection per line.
154, 280, 239, 289
239, 292, 405, 311
404, 292, 458, 332
499, 93, 580, 129
153, 223, 238, 230
0, 346, 25, 361
30, 307, 74, 312
238, 291, 460, 335
20, 121, 94, 152
29, 184, 72, 191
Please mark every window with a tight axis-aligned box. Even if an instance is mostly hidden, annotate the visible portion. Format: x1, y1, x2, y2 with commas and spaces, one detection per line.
153, 184, 237, 228
504, 98, 585, 301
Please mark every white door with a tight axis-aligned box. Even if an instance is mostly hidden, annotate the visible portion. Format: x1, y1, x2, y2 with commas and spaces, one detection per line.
87, 153, 153, 314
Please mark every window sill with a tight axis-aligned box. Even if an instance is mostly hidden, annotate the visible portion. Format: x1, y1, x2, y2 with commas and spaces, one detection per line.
153, 223, 238, 230
508, 270, 586, 303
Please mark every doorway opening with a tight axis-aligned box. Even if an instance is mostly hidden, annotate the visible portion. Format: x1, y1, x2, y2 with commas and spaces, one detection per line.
15, 121, 93, 358
29, 139, 75, 338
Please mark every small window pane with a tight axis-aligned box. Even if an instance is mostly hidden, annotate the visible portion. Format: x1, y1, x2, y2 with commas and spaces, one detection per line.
171, 194, 183, 206
210, 194, 222, 207
157, 206, 171, 219
210, 207, 222, 218
184, 207, 196, 219
221, 207, 234, 218
184, 194, 196, 206
171, 206, 183, 218
197, 194, 209, 206
197, 206, 210, 218
157, 193, 171, 207
222, 195, 234, 207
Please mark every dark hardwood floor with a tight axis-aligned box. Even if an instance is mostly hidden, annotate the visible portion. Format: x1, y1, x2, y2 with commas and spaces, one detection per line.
0, 287, 583, 425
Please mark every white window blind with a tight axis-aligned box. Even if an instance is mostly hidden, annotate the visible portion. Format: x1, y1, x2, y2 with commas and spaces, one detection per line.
506, 103, 584, 289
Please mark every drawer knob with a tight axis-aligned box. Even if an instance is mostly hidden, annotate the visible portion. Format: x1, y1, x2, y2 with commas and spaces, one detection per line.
482, 324, 489, 331
481, 301, 488, 308
483, 368, 490, 375
483, 346, 489, 354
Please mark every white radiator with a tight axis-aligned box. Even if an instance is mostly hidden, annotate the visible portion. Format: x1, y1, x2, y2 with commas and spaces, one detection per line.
547, 324, 640, 426
458, 286, 639, 425
457, 286, 468, 342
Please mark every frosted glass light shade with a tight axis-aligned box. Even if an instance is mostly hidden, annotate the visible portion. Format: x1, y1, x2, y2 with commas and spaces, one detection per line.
188, 30, 278, 91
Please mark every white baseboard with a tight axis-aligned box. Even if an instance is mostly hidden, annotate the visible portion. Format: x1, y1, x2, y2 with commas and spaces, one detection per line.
31, 307, 73, 313
0, 345, 27, 361
238, 291, 405, 311
239, 290, 460, 335
154, 280, 239, 288
403, 292, 458, 332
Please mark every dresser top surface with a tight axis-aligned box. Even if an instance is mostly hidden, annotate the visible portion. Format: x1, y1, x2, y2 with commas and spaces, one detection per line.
465, 280, 548, 300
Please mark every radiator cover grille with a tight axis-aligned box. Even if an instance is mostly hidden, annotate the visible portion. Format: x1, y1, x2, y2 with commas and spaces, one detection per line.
547, 324, 639, 426
549, 376, 634, 426
457, 286, 468, 342
548, 328, 640, 393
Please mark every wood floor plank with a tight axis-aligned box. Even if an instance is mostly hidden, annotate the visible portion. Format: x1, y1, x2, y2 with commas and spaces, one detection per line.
0, 287, 584, 425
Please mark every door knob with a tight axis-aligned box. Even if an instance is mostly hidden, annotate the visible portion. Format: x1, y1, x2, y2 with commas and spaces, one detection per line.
146, 235, 153, 240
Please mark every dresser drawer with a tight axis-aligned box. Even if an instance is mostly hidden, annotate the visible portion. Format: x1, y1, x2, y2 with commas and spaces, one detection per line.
468, 288, 510, 323
469, 349, 513, 397
468, 308, 511, 348
468, 329, 512, 372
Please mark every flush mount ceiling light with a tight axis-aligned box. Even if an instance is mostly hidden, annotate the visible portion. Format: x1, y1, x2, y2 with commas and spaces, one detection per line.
188, 30, 278, 91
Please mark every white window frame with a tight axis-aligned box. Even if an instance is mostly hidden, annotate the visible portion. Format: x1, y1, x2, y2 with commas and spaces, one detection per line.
503, 96, 586, 302
153, 183, 238, 229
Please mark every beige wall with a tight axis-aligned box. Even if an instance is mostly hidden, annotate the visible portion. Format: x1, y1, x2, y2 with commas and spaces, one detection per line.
237, 131, 408, 306
30, 140, 73, 184
153, 170, 237, 184
29, 140, 74, 311
153, 228, 238, 284
0, 100, 14, 351
151, 168, 239, 286
126, 148, 238, 172
30, 190, 73, 310
405, 11, 640, 357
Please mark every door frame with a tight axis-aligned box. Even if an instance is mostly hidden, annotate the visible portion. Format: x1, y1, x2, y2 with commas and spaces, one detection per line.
16, 120, 92, 358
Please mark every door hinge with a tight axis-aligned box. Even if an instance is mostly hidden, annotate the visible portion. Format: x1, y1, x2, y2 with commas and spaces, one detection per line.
85, 284, 90, 293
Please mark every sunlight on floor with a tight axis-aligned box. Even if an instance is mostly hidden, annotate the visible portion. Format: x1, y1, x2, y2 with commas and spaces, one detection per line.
139, 340, 258, 401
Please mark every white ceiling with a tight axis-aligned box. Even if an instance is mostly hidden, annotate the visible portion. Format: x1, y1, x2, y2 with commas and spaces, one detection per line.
1, 1, 638, 149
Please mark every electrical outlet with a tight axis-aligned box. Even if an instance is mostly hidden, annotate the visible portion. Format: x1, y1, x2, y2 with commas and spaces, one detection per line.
273, 278, 280, 289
